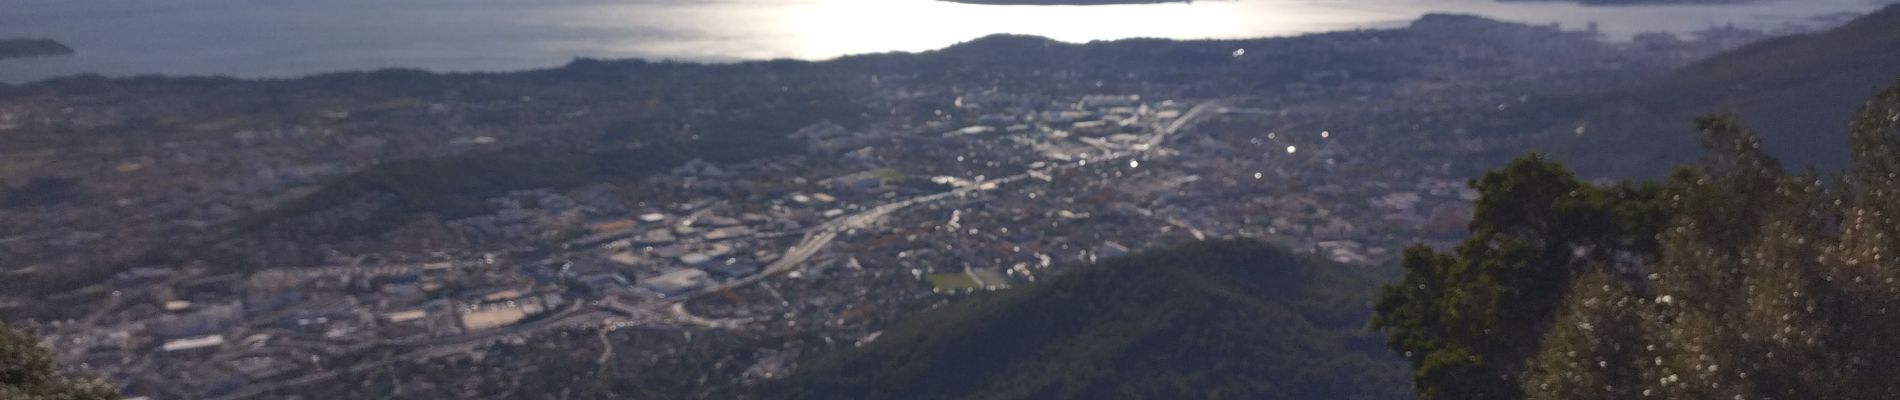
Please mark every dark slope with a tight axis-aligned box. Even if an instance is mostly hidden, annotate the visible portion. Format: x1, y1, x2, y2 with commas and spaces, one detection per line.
760, 239, 1409, 400
1541, 4, 1900, 177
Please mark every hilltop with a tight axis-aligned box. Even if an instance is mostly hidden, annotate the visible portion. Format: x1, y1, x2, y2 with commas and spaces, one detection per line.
758, 239, 1409, 400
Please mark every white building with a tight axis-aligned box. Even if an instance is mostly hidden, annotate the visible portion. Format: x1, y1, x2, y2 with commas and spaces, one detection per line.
161, 335, 225, 352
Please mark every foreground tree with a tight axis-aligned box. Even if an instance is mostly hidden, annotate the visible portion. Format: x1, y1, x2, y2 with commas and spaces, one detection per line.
1528, 83, 1900, 400
0, 322, 116, 400
1380, 81, 1900, 400
1371, 155, 1666, 400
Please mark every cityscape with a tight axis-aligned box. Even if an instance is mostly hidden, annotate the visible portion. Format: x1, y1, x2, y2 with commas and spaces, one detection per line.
1, 5, 1893, 399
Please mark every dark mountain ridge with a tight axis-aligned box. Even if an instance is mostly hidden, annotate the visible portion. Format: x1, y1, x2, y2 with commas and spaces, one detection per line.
1539, 4, 1900, 177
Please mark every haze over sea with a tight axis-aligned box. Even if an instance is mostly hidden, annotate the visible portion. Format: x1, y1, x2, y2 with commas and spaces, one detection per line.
0, 0, 1884, 83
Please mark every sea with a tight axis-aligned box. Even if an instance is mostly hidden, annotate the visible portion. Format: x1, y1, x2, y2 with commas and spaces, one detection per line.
0, 0, 1887, 83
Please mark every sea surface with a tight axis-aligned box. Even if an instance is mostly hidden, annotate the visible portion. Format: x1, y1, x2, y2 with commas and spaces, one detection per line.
0, 0, 1887, 83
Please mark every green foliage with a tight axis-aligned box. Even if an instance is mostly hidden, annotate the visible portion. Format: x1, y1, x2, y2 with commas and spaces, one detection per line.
762, 239, 1409, 400
0, 322, 116, 400
925, 272, 980, 291
1521, 271, 1649, 400
1371, 155, 1665, 400
1391, 82, 1900, 400
1524, 81, 1900, 400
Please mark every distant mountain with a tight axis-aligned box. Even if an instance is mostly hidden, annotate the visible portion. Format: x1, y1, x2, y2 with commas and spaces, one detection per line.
758, 239, 1410, 400
0, 38, 74, 61
1538, 5, 1900, 177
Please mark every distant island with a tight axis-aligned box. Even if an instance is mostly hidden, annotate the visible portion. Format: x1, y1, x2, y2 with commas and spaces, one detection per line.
942, 0, 1186, 5
0, 38, 74, 61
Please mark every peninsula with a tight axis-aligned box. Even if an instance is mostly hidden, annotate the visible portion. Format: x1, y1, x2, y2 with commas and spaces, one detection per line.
0, 38, 74, 61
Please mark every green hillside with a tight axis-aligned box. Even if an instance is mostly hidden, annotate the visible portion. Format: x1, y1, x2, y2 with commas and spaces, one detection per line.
760, 239, 1409, 400
1541, 4, 1900, 177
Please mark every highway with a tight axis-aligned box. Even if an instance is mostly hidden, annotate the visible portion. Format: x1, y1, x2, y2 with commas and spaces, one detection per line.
680, 102, 1221, 298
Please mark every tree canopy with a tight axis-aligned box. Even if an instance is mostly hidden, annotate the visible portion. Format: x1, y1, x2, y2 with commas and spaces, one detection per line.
1370, 153, 1666, 400
1375, 81, 1900, 399
0, 322, 116, 400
